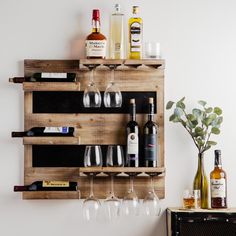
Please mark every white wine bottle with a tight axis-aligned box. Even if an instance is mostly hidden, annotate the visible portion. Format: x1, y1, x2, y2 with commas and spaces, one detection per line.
109, 4, 125, 59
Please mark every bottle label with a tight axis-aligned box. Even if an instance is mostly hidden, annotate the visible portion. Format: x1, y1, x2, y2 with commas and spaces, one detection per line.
211, 178, 226, 198
130, 22, 141, 52
42, 181, 70, 187
144, 134, 157, 161
85, 40, 106, 57
127, 133, 138, 155
44, 127, 69, 133
41, 73, 67, 79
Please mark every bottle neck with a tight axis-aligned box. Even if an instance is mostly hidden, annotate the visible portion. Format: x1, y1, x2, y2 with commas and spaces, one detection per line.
148, 103, 154, 121
197, 153, 204, 172
92, 19, 100, 33
130, 104, 136, 121
215, 155, 222, 168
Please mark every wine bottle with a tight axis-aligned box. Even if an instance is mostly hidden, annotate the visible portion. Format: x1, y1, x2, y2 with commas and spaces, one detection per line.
109, 4, 125, 59
9, 72, 76, 83
12, 127, 75, 137
126, 98, 139, 167
14, 181, 78, 191
128, 6, 143, 59
85, 9, 107, 59
210, 150, 227, 208
144, 97, 158, 167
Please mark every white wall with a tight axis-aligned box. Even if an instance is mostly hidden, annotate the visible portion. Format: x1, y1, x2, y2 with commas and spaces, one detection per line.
1, 0, 236, 235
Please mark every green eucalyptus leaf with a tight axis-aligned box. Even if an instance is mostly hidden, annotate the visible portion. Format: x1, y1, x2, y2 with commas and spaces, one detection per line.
198, 100, 207, 107
174, 107, 184, 117
192, 108, 202, 118
195, 127, 204, 136
205, 107, 213, 113
187, 114, 196, 121
186, 120, 195, 129
176, 101, 185, 109
169, 114, 177, 122
207, 141, 217, 146
214, 107, 222, 115
166, 101, 175, 110
211, 127, 220, 134
204, 145, 212, 152
179, 97, 185, 103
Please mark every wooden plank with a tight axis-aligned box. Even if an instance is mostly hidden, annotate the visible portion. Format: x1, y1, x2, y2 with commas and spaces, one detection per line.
23, 82, 80, 91
167, 207, 236, 213
23, 136, 80, 145
23, 191, 80, 199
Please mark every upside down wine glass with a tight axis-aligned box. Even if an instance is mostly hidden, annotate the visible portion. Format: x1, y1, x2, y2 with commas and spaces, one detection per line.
83, 66, 101, 108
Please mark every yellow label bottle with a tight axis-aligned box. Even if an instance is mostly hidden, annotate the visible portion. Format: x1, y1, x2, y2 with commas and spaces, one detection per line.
128, 6, 143, 59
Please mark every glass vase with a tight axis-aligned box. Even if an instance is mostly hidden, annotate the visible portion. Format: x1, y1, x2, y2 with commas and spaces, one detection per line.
193, 153, 209, 209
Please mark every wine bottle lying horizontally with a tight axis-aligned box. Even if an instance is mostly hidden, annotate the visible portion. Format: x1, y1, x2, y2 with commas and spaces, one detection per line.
14, 181, 78, 191
9, 72, 76, 83
12, 127, 75, 137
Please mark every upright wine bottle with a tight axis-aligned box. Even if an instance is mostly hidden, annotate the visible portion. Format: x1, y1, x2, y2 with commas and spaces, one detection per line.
12, 127, 75, 137
14, 181, 78, 191
210, 150, 227, 208
9, 72, 76, 83
144, 97, 158, 167
126, 98, 139, 167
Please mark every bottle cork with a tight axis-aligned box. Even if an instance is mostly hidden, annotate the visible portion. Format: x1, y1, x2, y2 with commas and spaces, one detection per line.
149, 97, 154, 104
130, 98, 135, 104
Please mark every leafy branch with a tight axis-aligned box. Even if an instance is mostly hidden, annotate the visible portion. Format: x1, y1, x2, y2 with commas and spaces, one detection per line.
166, 97, 223, 154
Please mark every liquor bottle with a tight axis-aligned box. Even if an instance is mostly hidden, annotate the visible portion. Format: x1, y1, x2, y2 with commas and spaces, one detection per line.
128, 6, 143, 59
9, 72, 76, 83
12, 127, 75, 137
126, 98, 139, 167
85, 9, 107, 59
210, 150, 227, 208
14, 181, 78, 191
109, 4, 125, 59
144, 98, 158, 167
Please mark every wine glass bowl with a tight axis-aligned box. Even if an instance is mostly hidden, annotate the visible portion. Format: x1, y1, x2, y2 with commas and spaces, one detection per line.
106, 145, 124, 167
83, 82, 102, 108
83, 195, 101, 221
84, 145, 103, 167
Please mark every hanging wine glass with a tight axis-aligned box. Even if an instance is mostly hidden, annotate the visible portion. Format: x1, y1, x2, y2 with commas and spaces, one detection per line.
83, 145, 103, 221
104, 145, 124, 220
104, 65, 122, 108
142, 174, 161, 216
83, 66, 101, 108
121, 174, 139, 216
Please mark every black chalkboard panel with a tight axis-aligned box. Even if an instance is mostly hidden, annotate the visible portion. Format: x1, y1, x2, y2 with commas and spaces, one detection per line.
32, 91, 156, 114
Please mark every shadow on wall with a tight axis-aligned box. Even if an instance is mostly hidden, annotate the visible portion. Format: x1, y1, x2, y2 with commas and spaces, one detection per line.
149, 212, 166, 236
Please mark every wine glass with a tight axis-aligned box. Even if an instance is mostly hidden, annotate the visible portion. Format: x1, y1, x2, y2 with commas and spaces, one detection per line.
104, 145, 124, 220
142, 175, 161, 216
121, 174, 139, 216
104, 65, 122, 108
83, 145, 103, 221
83, 66, 101, 108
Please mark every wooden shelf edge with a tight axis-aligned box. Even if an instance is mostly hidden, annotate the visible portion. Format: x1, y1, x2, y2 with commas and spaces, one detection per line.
23, 136, 80, 145
22, 191, 80, 199
23, 82, 80, 91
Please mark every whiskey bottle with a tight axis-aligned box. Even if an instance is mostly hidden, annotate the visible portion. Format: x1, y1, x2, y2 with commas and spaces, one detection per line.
210, 150, 227, 208
85, 9, 107, 59
128, 6, 143, 59
126, 99, 139, 167
109, 4, 125, 59
144, 98, 158, 167
9, 72, 76, 83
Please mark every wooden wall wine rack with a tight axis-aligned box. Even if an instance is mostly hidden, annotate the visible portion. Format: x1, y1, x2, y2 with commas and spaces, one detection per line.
12, 59, 165, 199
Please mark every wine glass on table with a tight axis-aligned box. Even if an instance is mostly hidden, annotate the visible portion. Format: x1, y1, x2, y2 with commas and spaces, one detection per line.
83, 145, 103, 221
104, 145, 124, 220
83, 65, 101, 108
142, 174, 161, 216
104, 65, 122, 108
121, 173, 139, 216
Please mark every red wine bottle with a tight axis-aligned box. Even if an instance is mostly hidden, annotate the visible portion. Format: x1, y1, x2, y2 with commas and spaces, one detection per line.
126, 98, 139, 167
12, 127, 75, 137
144, 97, 158, 167
9, 72, 76, 83
14, 181, 78, 191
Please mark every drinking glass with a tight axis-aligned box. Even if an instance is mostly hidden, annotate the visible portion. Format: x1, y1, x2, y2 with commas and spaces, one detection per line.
183, 189, 201, 209
104, 65, 122, 108
143, 175, 161, 216
121, 175, 139, 216
83, 145, 103, 221
144, 42, 160, 59
104, 145, 124, 220
83, 67, 101, 108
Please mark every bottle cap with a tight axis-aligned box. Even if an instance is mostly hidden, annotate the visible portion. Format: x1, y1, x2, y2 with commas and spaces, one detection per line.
149, 97, 154, 104
130, 98, 135, 104
133, 6, 139, 14
215, 149, 221, 156
115, 4, 121, 12
92, 9, 100, 21
9, 78, 14, 82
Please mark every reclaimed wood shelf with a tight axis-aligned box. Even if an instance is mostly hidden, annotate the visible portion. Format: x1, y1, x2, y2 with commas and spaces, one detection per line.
12, 59, 165, 200
23, 136, 80, 145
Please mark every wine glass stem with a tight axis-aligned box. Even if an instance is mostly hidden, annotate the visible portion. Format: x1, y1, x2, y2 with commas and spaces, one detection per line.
90, 69, 94, 83
150, 175, 154, 192
110, 68, 115, 83
89, 174, 94, 198
110, 174, 115, 197
130, 175, 134, 192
